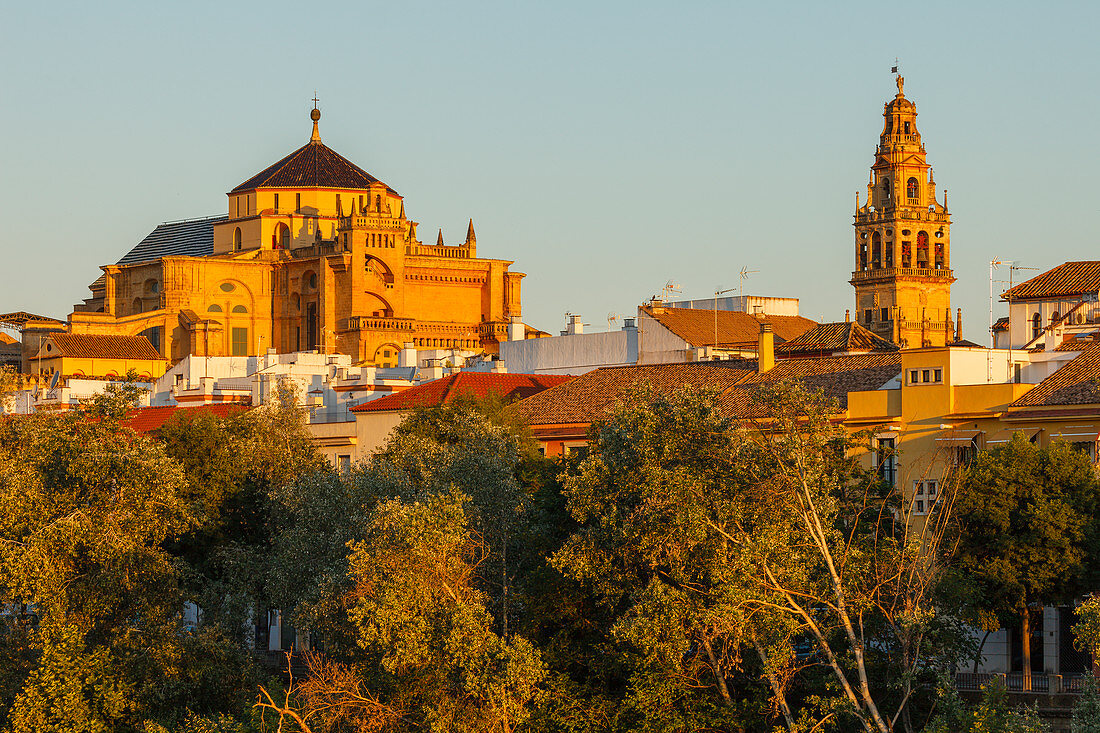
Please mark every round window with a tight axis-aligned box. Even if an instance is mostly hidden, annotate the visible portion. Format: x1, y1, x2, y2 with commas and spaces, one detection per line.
220, 283, 235, 293
886, 229, 893, 236
935, 231, 944, 238
901, 229, 911, 236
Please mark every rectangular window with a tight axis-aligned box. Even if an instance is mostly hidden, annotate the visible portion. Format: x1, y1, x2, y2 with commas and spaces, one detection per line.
865, 309, 873, 325
337, 455, 351, 473
881, 307, 889, 322
274, 193, 279, 211
909, 369, 919, 384
926, 480, 937, 498
915, 499, 925, 514
876, 437, 896, 488
922, 369, 931, 382
296, 193, 301, 212
933, 368, 942, 383
1071, 441, 1096, 462
231, 327, 248, 356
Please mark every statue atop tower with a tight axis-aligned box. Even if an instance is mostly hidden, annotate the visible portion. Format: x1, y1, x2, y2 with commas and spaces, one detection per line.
850, 76, 954, 348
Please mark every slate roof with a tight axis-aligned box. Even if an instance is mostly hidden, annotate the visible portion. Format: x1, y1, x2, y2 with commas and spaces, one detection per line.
351, 372, 573, 413
642, 306, 816, 348
776, 321, 898, 356
514, 354, 903, 428
44, 334, 164, 361
1011, 343, 1100, 407
123, 404, 245, 434
513, 361, 759, 426
231, 140, 398, 194
1002, 261, 1100, 301
116, 216, 226, 265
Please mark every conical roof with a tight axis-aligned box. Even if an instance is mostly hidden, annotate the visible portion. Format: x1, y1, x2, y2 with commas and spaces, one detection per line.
231, 140, 398, 194
231, 109, 397, 194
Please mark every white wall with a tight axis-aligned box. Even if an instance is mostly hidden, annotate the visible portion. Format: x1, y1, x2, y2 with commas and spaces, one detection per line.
667, 295, 800, 316
498, 327, 639, 375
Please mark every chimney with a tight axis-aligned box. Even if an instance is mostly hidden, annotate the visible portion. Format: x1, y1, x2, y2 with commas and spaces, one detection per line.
757, 321, 774, 373
956, 308, 962, 343
845, 309, 850, 323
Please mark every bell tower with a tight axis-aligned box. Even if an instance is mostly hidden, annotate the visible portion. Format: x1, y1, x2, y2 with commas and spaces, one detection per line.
851, 75, 954, 348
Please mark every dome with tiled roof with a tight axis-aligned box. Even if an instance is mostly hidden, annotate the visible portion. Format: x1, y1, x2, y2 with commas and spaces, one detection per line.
230, 108, 398, 194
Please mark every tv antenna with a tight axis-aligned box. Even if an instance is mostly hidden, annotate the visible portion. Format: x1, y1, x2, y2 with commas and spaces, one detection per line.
607, 312, 620, 332
738, 267, 759, 302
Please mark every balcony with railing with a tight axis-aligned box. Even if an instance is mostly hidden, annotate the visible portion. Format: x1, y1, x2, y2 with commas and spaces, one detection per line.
850, 266, 954, 282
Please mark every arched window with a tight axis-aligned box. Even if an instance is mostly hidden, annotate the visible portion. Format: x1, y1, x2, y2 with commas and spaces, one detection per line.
132, 297, 142, 314
883, 178, 891, 195
208, 304, 223, 313
1051, 311, 1060, 326
916, 231, 929, 268
232, 305, 248, 314
907, 177, 918, 198
233, 227, 242, 251
1032, 313, 1041, 339
871, 232, 882, 268
274, 223, 290, 249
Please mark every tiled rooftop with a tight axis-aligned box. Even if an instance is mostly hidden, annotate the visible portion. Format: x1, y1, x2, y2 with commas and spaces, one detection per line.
642, 306, 815, 348
513, 361, 758, 426
514, 353, 903, 427
1002, 261, 1100, 301
46, 334, 164, 361
231, 140, 398, 194
351, 372, 573, 413
124, 403, 245, 434
776, 321, 898, 355
1011, 343, 1100, 407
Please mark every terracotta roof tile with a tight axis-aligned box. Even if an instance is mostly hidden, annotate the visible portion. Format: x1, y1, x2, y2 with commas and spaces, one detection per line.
232, 141, 398, 194
514, 361, 758, 426
351, 372, 572, 413
45, 334, 164, 361
776, 321, 898, 355
720, 353, 903, 415
643, 306, 816, 348
123, 404, 246, 434
1011, 343, 1100, 407
1003, 261, 1100, 300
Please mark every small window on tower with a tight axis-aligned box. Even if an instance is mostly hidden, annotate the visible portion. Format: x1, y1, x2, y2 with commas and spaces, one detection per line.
864, 309, 873, 325
904, 121, 911, 134
881, 307, 889, 322
907, 178, 918, 198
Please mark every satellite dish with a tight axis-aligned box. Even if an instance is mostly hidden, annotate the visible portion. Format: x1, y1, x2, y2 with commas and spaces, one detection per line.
48, 371, 60, 390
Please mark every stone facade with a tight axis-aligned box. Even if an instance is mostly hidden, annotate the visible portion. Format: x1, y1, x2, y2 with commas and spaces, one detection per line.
851, 76, 955, 348
70, 108, 524, 365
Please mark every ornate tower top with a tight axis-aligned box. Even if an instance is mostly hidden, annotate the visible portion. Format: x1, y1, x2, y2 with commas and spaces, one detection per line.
850, 77, 955, 348
310, 94, 322, 143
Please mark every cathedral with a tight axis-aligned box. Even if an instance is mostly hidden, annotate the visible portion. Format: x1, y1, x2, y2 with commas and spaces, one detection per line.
851, 76, 956, 348
69, 107, 525, 366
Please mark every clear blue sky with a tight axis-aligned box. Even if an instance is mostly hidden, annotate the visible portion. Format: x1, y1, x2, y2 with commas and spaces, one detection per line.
2, 0, 1097, 342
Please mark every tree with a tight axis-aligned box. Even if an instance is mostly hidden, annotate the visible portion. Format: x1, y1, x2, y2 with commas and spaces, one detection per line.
926, 679, 1046, 733
955, 435, 1100, 690
0, 398, 195, 731
552, 382, 958, 732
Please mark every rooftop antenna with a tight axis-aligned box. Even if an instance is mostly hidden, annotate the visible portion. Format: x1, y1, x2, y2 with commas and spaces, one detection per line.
738, 266, 759, 304
607, 312, 619, 332
661, 279, 682, 301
